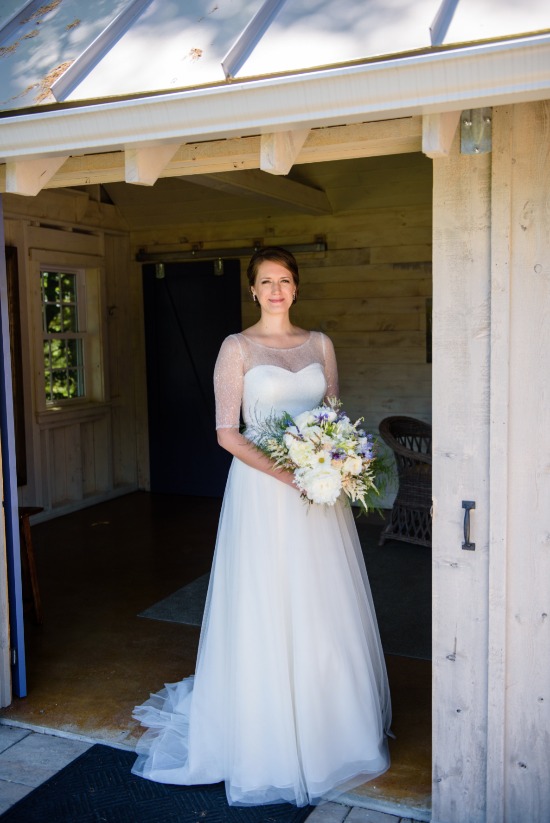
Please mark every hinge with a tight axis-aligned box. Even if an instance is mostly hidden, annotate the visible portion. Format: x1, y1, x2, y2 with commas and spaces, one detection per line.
461, 108, 492, 155
11, 648, 17, 666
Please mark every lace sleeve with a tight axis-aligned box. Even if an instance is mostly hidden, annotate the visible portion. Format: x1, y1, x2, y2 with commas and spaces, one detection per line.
321, 333, 339, 399
213, 335, 244, 430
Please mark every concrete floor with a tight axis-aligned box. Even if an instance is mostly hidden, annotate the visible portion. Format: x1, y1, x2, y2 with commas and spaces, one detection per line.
0, 492, 431, 821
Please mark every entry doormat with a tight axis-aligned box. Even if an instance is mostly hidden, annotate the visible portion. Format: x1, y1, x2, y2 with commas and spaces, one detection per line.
139, 523, 432, 660
0, 744, 313, 823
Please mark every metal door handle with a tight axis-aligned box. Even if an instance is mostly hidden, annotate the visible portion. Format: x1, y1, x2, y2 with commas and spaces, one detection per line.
462, 500, 475, 550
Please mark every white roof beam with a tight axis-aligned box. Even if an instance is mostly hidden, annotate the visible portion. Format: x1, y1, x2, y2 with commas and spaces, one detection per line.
6, 156, 68, 196
260, 129, 310, 175
125, 143, 181, 186
185, 169, 331, 215
422, 111, 461, 157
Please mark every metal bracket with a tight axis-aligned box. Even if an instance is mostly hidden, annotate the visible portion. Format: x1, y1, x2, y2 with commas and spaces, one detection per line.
462, 500, 476, 550
461, 108, 492, 155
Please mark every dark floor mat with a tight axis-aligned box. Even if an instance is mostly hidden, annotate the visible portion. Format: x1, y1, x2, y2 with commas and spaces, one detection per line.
0, 744, 314, 823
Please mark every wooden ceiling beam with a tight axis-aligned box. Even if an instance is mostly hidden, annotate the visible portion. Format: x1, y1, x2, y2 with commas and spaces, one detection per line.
125, 143, 181, 185
5, 156, 68, 196
422, 111, 461, 158
184, 169, 331, 214
0, 117, 423, 193
260, 129, 310, 175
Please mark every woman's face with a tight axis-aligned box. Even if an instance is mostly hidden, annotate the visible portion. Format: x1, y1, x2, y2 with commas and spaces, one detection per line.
252, 260, 296, 314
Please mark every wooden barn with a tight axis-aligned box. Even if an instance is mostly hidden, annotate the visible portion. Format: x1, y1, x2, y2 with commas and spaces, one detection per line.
0, 1, 549, 821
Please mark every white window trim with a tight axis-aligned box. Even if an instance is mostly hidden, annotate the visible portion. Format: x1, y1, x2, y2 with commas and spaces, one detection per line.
30, 251, 107, 415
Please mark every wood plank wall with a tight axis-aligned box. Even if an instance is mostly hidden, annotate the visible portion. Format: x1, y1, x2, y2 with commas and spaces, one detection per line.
1, 152, 432, 513
132, 153, 433, 449
3, 190, 140, 516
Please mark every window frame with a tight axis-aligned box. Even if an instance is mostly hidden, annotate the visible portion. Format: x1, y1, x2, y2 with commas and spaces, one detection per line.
31, 253, 106, 414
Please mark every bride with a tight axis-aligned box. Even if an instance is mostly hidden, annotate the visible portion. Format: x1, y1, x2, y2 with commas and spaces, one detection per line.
132, 246, 392, 807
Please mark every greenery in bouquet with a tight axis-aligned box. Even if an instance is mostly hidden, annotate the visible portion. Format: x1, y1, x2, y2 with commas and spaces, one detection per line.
246, 397, 390, 515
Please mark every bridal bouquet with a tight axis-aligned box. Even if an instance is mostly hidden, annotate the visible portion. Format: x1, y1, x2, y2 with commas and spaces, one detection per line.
248, 398, 388, 514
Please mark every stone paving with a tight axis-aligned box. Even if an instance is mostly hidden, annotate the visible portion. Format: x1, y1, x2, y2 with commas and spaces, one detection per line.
0, 724, 415, 821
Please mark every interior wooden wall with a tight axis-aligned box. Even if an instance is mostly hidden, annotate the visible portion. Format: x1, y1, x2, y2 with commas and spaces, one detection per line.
131, 152, 433, 442
0, 152, 432, 514
3, 190, 141, 517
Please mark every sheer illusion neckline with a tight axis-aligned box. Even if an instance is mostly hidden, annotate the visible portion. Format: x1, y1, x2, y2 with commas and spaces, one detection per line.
238, 331, 312, 351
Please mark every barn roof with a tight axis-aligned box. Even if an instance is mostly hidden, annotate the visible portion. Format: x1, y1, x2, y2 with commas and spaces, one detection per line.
0, 0, 549, 191
1, 0, 549, 113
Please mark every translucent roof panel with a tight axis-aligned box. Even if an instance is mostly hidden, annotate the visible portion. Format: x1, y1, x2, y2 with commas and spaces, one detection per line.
444, 0, 550, 44
0, 0, 130, 110
0, 0, 549, 113
236, 0, 442, 77
64, 0, 264, 102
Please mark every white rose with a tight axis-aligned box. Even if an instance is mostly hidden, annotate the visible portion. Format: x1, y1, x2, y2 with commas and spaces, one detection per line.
286, 437, 315, 467
342, 454, 363, 476
301, 424, 323, 442
296, 465, 342, 505
294, 410, 316, 430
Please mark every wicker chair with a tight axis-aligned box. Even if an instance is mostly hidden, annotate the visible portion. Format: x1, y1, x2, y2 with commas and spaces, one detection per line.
378, 416, 432, 548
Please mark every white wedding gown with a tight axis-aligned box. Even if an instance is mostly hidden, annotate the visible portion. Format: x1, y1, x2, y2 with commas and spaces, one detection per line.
132, 332, 392, 807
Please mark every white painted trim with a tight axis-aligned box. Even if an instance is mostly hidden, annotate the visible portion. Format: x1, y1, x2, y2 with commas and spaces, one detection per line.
0, 35, 549, 163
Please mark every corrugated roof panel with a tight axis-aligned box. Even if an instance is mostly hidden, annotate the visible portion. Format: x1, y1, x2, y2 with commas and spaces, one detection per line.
0, 1, 31, 29
235, 0, 442, 77
64, 0, 264, 102
1, 0, 549, 115
443, 0, 550, 44
0, 0, 130, 110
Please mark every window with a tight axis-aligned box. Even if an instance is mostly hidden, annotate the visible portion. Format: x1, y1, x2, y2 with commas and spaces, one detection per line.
41, 269, 85, 403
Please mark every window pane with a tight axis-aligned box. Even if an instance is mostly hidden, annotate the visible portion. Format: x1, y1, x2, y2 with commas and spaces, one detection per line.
67, 369, 84, 398
60, 274, 77, 303
50, 370, 69, 400
41, 269, 85, 404
62, 305, 77, 332
44, 304, 62, 333
43, 340, 52, 371
66, 339, 83, 367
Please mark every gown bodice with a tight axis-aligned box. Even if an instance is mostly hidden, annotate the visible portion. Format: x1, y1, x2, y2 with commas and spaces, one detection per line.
213, 330, 339, 430
242, 362, 326, 425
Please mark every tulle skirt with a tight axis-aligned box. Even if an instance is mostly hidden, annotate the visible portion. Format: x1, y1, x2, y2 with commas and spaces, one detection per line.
132, 458, 392, 806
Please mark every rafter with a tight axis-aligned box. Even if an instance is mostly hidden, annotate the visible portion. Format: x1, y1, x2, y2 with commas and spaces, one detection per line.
185, 169, 331, 214
260, 129, 310, 175
5, 156, 68, 196
125, 144, 181, 186
0, 118, 423, 193
422, 111, 461, 158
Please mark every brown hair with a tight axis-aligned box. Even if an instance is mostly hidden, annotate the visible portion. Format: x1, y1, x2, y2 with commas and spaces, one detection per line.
246, 247, 300, 296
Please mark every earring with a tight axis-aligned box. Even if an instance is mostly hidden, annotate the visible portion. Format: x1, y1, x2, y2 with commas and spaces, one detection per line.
252, 293, 257, 303
293, 292, 297, 303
